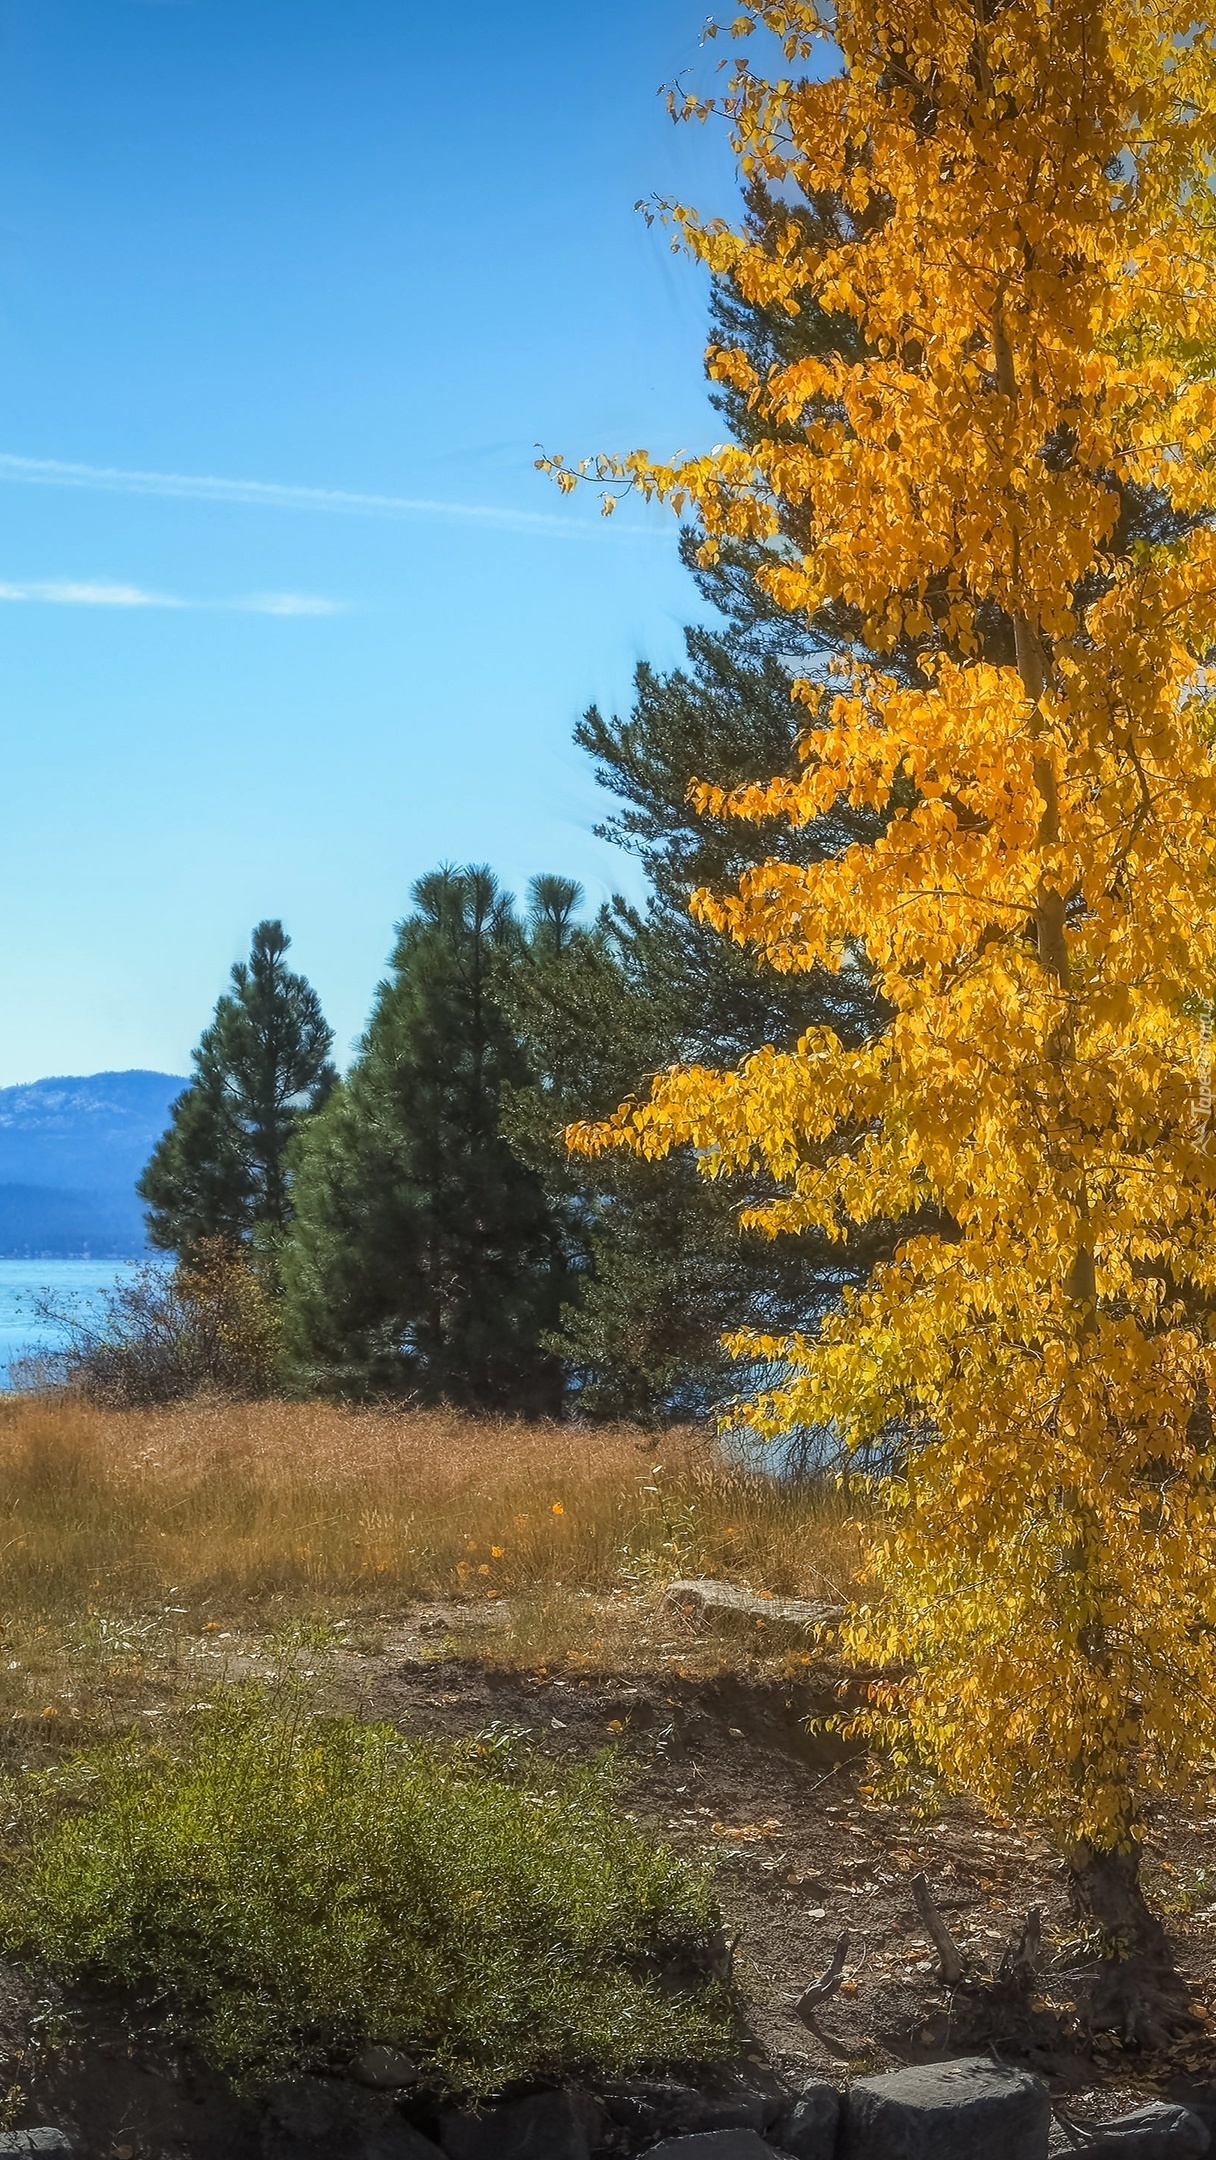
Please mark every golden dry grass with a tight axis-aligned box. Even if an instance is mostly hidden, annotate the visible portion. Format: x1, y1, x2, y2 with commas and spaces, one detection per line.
0, 1393, 869, 1750
0, 1393, 864, 1616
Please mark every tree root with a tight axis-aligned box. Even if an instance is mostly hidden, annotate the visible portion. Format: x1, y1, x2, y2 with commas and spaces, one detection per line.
1072, 1950, 1196, 2053
903, 1860, 1198, 2060
792, 1930, 859, 2058
794, 1930, 851, 2025
911, 1871, 964, 1986
1065, 1842, 1198, 2051
807, 1859, 1198, 2067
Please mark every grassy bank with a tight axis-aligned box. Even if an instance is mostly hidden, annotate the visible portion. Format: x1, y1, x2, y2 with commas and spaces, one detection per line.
0, 1394, 867, 1750
0, 1394, 862, 1611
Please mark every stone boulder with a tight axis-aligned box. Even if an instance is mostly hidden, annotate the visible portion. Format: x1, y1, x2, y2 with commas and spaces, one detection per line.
841, 2055, 1050, 2160
261, 2076, 438, 2160
598, 2078, 777, 2141
771, 2082, 841, 2160
357, 2129, 447, 2160
0, 2139, 78, 2158
1083, 2105, 1210, 2160
640, 2134, 783, 2160
439, 2090, 605, 2160
663, 1580, 844, 1643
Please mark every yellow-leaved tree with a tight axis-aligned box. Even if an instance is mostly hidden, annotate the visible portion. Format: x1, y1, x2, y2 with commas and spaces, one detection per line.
550, 0, 1216, 2038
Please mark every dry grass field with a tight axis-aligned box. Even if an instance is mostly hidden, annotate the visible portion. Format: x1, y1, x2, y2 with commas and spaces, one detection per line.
0, 1392, 867, 1748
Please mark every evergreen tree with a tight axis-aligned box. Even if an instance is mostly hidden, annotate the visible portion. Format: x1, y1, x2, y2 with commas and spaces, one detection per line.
502, 880, 742, 1421
504, 202, 894, 1417
576, 630, 879, 1062
140, 921, 334, 1257
504, 827, 886, 1423
283, 867, 568, 1412
505, 182, 925, 1420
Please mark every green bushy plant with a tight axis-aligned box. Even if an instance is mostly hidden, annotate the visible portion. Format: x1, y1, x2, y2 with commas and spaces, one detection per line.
0, 1690, 734, 2092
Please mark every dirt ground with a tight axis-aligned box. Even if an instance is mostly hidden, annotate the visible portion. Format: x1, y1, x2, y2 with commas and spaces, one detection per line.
157, 1598, 1216, 2129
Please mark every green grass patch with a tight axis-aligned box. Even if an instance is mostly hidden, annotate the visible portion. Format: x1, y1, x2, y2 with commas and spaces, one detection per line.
0, 1688, 734, 2094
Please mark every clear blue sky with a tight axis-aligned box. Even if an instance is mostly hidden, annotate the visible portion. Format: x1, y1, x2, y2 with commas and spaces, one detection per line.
0, 0, 744, 1083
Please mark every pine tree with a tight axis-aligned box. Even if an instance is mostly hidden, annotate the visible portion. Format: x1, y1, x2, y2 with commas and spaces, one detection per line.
504, 855, 876, 1423
283, 867, 568, 1412
140, 921, 334, 1257
503, 879, 727, 1419
509, 192, 897, 1417
577, 631, 879, 1062
559, 0, 1216, 2033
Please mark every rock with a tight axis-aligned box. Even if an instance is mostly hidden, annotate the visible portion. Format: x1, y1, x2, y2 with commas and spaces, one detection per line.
641, 2133, 780, 2160
599, 2083, 706, 2139
1083, 2105, 1210, 2160
357, 2131, 447, 2160
694, 2097, 773, 2138
439, 2090, 605, 2160
351, 2046, 422, 2089
842, 2056, 1050, 2160
0, 2138, 78, 2158
772, 2082, 841, 2160
262, 2076, 414, 2160
265, 2077, 358, 2146
663, 1580, 843, 1642
598, 2081, 773, 2139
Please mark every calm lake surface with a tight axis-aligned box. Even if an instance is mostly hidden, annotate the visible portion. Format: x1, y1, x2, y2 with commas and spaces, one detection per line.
0, 1257, 134, 1387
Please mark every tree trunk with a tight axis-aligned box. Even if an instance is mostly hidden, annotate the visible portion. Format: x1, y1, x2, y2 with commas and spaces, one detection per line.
999, 294, 1186, 2057
1067, 1840, 1193, 2048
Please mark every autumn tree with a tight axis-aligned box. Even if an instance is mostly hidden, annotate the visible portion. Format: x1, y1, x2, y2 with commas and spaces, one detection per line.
551, 0, 1216, 2035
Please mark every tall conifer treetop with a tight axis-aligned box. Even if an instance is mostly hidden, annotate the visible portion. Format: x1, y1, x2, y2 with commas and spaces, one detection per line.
551, 0, 1216, 2027
283, 867, 568, 1413
140, 920, 334, 1257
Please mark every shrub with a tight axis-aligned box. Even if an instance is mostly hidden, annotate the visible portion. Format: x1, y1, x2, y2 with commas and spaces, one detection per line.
0, 1690, 734, 2092
33, 1240, 281, 1406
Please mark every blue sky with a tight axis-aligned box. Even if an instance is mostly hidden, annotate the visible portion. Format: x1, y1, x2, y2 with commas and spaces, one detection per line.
0, 0, 745, 1083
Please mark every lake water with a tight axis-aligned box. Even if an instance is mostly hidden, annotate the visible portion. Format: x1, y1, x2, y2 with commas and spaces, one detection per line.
0, 1257, 135, 1387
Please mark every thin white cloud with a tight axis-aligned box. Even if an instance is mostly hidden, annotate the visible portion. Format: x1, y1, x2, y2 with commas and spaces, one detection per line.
242, 591, 343, 616
0, 577, 342, 614
0, 450, 653, 538
0, 579, 179, 607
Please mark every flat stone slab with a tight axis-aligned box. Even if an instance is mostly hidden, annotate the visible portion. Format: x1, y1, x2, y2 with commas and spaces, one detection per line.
0, 2138, 78, 2158
1084, 2105, 1211, 2160
664, 1579, 844, 1639
643, 2134, 780, 2160
842, 2055, 1050, 2160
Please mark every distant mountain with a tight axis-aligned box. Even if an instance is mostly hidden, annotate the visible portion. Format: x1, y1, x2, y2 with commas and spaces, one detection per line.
0, 1071, 186, 1257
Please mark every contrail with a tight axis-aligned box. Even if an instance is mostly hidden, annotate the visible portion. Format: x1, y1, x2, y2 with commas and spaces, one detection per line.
0, 451, 648, 537
0, 578, 342, 613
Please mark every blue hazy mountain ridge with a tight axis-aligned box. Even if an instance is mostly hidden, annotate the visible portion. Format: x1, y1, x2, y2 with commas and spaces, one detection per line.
0, 1072, 186, 1256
